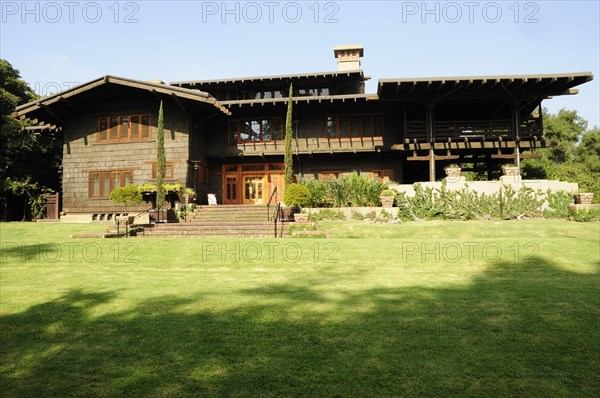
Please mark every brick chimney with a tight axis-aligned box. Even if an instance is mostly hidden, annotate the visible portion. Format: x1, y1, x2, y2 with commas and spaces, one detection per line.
333, 45, 364, 71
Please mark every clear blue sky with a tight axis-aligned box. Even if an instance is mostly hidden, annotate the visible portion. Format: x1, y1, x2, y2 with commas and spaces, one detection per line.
1, 0, 598, 127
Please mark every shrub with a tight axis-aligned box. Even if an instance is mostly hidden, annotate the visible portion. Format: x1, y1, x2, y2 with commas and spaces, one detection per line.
309, 209, 346, 221
571, 208, 600, 222
284, 183, 310, 207
394, 182, 562, 221
110, 185, 142, 207
351, 210, 365, 220
300, 172, 388, 207
163, 183, 182, 192
364, 210, 377, 221
543, 190, 573, 219
378, 209, 393, 222
328, 172, 387, 207
302, 179, 331, 207
138, 183, 157, 192
288, 224, 317, 234
380, 189, 396, 196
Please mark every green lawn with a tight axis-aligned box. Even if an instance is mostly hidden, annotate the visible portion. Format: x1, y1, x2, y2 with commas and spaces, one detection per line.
1, 220, 599, 397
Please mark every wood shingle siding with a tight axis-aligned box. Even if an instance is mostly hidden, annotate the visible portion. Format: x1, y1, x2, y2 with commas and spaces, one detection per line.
61, 102, 190, 213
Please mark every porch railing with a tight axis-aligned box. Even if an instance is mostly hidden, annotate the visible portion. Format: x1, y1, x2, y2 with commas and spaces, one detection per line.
405, 118, 542, 142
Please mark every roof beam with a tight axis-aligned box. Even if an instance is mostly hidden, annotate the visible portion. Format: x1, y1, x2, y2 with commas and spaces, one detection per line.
39, 103, 64, 124
170, 93, 190, 116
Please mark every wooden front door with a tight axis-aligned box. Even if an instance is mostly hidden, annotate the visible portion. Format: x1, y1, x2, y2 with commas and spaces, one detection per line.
268, 173, 285, 204
243, 176, 264, 205
223, 174, 239, 205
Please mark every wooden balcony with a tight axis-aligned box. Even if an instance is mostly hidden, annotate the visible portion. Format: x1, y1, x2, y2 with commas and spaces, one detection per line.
404, 118, 542, 143
206, 136, 385, 158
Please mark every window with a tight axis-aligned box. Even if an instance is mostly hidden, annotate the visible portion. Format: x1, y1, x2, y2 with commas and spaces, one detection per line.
297, 86, 330, 97
324, 114, 384, 139
319, 171, 343, 181
89, 170, 134, 198
152, 162, 174, 179
196, 164, 209, 185
371, 170, 394, 183
97, 114, 151, 143
228, 118, 283, 144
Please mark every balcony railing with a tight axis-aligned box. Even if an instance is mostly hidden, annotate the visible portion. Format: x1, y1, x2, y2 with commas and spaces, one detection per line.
405, 118, 542, 143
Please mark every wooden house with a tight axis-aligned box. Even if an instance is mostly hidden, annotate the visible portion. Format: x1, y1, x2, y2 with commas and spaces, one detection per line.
13, 45, 593, 219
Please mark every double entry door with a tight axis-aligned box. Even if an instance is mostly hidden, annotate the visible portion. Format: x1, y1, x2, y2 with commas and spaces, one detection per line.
223, 163, 284, 205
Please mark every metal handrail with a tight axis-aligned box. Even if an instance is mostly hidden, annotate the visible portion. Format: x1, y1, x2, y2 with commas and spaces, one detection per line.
267, 187, 278, 221
274, 203, 281, 237
133, 207, 153, 222
115, 207, 154, 238
273, 202, 289, 238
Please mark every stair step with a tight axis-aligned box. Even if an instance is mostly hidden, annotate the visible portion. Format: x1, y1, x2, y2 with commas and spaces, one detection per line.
136, 205, 288, 238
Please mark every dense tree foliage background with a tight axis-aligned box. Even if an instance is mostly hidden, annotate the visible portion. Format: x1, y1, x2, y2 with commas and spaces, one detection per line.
0, 60, 62, 220
522, 109, 600, 202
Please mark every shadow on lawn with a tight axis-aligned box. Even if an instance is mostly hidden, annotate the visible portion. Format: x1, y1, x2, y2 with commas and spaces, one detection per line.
1, 257, 599, 397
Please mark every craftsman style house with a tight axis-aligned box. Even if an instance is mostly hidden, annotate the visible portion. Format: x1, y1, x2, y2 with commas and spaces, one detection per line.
14, 46, 593, 219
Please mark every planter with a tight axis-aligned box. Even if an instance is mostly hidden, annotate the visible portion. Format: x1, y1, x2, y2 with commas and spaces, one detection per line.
281, 208, 293, 221
444, 167, 461, 178
149, 209, 176, 223
380, 195, 395, 208
502, 165, 520, 176
116, 215, 135, 225
574, 193, 594, 204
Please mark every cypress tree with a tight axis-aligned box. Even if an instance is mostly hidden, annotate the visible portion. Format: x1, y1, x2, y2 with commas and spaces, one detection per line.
156, 100, 166, 207
284, 84, 294, 185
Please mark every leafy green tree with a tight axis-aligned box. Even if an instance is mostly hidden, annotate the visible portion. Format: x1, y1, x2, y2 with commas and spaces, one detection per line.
543, 108, 587, 163
155, 101, 166, 207
523, 108, 599, 202
4, 177, 38, 220
284, 84, 294, 186
576, 128, 600, 172
1, 60, 62, 220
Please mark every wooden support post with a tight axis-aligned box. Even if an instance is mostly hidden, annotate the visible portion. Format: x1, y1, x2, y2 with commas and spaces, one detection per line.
429, 148, 436, 182
513, 101, 521, 174
426, 104, 436, 181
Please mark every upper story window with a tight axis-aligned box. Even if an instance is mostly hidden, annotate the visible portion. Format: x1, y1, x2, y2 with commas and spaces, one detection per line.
325, 114, 384, 139
229, 118, 283, 144
251, 90, 285, 100
97, 114, 151, 143
297, 86, 330, 97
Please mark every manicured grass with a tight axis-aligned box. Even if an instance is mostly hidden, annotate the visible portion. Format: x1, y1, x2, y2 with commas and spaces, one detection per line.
1, 220, 599, 397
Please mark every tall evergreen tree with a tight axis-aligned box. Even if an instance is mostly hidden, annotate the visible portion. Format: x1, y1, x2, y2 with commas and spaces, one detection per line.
284, 84, 294, 185
155, 101, 166, 207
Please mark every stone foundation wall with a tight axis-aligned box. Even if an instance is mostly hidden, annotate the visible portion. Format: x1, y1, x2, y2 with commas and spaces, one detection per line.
391, 176, 578, 198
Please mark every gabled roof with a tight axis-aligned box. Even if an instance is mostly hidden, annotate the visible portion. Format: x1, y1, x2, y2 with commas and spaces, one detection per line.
378, 72, 593, 100
14, 75, 230, 127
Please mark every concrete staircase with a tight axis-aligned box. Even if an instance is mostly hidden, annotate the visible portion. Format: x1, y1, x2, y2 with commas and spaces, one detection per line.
141, 205, 283, 238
